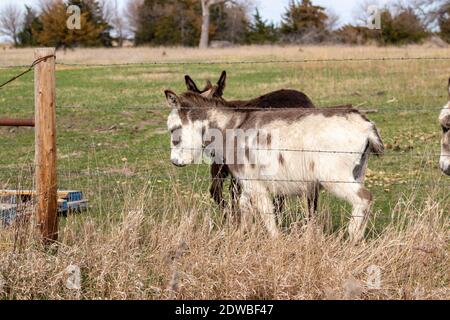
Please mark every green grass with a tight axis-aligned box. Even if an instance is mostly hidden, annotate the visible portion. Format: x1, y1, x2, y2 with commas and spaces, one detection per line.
0, 56, 449, 233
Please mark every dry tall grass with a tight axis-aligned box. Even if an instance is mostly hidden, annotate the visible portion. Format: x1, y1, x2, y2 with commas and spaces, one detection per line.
2, 44, 450, 66
0, 183, 448, 300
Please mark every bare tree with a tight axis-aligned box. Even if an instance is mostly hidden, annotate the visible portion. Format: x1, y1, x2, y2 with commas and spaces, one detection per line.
101, 0, 126, 46
352, 0, 381, 26
200, 0, 244, 48
0, 3, 24, 46
200, 0, 220, 48
124, 0, 143, 37
411, 0, 449, 29
326, 8, 340, 30
199, 0, 253, 48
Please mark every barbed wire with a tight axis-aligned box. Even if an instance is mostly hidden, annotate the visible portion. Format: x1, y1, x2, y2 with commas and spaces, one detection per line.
0, 163, 441, 183
48, 56, 450, 68
2, 56, 450, 70
0, 104, 448, 114
47, 105, 450, 113
0, 142, 447, 157
0, 140, 447, 156
0, 55, 55, 90
37, 172, 450, 188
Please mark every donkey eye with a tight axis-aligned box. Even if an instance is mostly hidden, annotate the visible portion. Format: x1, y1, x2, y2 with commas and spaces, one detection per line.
170, 126, 182, 134
443, 126, 449, 134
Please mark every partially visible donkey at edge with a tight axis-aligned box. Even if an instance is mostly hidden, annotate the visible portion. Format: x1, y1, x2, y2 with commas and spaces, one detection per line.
165, 89, 384, 242
439, 78, 450, 176
184, 71, 318, 216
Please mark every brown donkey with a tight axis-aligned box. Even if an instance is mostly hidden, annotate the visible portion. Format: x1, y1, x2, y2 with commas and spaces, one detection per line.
185, 71, 318, 216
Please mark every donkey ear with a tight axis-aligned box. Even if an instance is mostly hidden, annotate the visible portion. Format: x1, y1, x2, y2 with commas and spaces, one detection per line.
215, 71, 227, 97
185, 75, 200, 93
165, 90, 180, 109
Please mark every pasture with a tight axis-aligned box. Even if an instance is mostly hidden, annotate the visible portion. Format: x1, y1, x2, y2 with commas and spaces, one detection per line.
0, 45, 448, 299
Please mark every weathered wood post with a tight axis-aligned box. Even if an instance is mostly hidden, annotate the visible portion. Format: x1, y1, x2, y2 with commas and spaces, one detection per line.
34, 48, 58, 242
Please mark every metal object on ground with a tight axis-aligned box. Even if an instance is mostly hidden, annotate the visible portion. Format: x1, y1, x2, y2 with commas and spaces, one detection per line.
0, 190, 88, 224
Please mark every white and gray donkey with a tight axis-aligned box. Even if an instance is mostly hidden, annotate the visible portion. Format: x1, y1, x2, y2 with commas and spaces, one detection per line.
439, 78, 450, 175
165, 89, 384, 242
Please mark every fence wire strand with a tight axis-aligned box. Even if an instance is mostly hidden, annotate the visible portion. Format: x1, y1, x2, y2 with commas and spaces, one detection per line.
50, 56, 450, 68
0, 54, 55, 90
1, 105, 448, 114
0, 142, 447, 157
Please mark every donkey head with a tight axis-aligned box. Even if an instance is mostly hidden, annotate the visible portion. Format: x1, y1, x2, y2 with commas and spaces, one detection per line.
439, 78, 450, 175
165, 90, 212, 167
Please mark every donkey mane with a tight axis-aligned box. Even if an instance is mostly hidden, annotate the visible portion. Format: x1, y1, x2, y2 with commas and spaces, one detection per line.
179, 91, 234, 109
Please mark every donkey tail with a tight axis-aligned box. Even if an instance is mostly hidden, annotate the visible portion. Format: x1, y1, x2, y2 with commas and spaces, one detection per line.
368, 123, 384, 156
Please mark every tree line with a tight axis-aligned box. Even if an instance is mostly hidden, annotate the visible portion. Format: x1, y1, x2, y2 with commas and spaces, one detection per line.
1, 0, 450, 48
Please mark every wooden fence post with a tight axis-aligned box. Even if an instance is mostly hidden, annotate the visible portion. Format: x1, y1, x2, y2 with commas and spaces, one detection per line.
34, 48, 58, 242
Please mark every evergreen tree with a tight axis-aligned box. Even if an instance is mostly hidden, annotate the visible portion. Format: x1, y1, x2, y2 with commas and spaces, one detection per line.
135, 0, 201, 46
380, 8, 428, 45
34, 0, 112, 48
135, 0, 249, 46
336, 7, 428, 46
69, 0, 113, 47
17, 5, 41, 47
210, 2, 249, 44
246, 9, 278, 44
281, 0, 328, 37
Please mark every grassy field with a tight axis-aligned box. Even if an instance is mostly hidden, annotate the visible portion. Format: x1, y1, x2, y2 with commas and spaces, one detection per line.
0, 45, 448, 299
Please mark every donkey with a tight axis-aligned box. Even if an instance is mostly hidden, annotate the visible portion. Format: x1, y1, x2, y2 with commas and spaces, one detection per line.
439, 78, 450, 176
184, 71, 318, 215
165, 90, 384, 242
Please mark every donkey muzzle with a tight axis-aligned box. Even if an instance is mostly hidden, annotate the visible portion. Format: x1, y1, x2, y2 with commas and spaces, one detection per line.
440, 160, 450, 176
171, 158, 186, 167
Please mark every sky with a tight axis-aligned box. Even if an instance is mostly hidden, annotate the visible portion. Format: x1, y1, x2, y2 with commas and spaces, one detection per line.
0, 0, 395, 42
257, 0, 391, 26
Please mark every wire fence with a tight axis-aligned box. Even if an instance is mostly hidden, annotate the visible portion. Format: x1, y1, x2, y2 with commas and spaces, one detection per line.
1, 105, 449, 113
0, 55, 450, 69
0, 55, 448, 192
0, 141, 447, 157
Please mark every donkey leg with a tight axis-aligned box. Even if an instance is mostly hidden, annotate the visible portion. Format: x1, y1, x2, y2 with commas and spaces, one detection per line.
238, 191, 253, 234
238, 187, 279, 238
324, 183, 372, 243
252, 189, 279, 238
347, 187, 372, 243
258, 196, 279, 238
306, 184, 319, 219
209, 164, 227, 209
273, 195, 285, 216
230, 177, 242, 217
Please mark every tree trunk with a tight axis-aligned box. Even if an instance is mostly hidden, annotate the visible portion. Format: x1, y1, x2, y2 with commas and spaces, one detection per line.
199, 0, 210, 49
